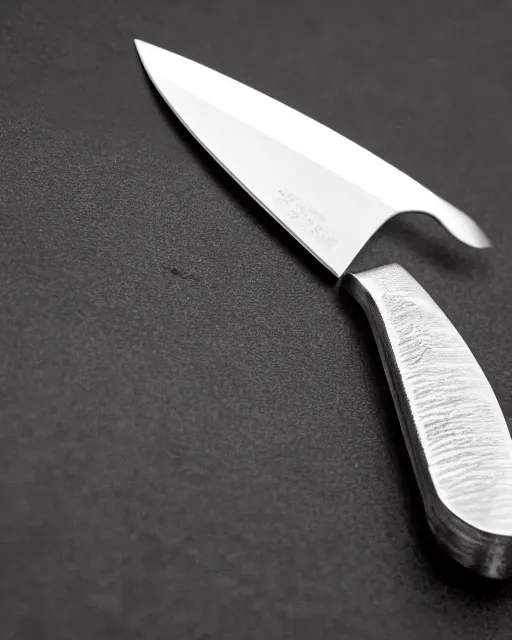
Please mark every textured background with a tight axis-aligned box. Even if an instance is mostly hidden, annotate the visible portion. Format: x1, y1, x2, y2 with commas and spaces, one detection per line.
1, 0, 512, 638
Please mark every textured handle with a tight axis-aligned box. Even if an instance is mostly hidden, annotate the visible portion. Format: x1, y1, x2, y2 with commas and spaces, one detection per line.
342, 264, 512, 578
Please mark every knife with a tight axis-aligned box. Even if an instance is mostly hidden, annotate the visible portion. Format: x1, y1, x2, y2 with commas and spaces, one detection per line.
135, 40, 512, 578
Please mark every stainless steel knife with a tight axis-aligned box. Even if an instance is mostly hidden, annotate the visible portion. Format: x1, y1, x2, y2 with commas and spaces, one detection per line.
135, 39, 512, 578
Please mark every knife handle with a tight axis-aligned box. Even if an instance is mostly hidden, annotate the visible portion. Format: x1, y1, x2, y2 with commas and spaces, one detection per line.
342, 263, 512, 578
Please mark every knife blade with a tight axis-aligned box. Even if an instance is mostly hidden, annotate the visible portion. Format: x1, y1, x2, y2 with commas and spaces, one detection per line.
135, 39, 512, 578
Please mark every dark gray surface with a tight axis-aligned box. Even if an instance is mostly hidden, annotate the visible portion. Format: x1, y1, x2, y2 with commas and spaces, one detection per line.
1, 0, 512, 638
